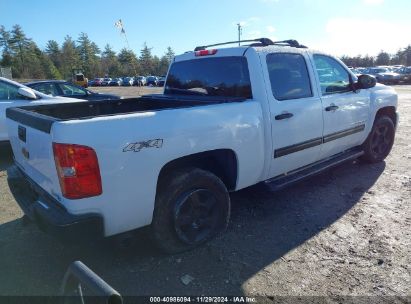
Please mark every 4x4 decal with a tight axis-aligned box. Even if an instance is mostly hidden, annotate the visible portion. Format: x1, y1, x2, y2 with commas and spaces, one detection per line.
123, 139, 163, 152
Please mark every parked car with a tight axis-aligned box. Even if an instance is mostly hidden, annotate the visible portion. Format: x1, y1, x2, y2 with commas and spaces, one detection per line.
90, 78, 104, 86
392, 65, 405, 69
133, 76, 146, 86
0, 77, 82, 143
146, 76, 158, 86
122, 77, 134, 86
367, 68, 401, 84
394, 67, 411, 83
357, 67, 370, 74
349, 68, 362, 76
101, 78, 112, 86
25, 80, 121, 101
6, 38, 398, 254
157, 76, 166, 87
109, 78, 123, 86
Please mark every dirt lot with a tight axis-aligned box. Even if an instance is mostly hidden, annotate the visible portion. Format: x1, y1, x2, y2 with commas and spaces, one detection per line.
91, 85, 163, 97
0, 86, 410, 302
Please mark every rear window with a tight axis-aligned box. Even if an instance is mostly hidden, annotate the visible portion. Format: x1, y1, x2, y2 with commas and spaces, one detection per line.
165, 56, 252, 99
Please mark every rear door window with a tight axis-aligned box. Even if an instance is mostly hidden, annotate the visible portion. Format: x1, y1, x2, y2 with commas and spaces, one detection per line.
266, 53, 313, 101
165, 56, 252, 99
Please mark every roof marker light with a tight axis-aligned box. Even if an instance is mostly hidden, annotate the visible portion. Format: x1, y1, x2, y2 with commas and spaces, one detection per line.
195, 49, 218, 57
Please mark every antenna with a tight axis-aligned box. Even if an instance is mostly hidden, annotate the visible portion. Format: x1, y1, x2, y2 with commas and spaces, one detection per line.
237, 23, 243, 46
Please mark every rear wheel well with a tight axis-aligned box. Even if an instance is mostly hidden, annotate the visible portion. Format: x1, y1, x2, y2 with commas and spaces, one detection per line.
157, 149, 238, 191
375, 106, 396, 125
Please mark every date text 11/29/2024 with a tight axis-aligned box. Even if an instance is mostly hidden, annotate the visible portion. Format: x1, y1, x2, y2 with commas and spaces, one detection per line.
149, 296, 257, 303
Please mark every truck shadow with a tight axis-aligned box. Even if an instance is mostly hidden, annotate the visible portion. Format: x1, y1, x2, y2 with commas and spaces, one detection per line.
0, 144, 13, 172
0, 160, 385, 297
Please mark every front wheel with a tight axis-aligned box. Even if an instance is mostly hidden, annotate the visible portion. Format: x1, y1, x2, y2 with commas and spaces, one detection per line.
152, 168, 230, 254
361, 115, 395, 163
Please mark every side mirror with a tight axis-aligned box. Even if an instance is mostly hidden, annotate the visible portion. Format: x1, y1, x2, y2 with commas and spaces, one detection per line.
356, 74, 377, 90
18, 87, 37, 100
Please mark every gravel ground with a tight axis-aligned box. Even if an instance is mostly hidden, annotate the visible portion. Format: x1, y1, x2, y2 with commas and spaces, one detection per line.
0, 85, 410, 302
91, 85, 163, 97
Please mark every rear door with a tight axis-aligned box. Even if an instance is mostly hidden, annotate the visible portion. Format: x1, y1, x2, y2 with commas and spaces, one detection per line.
310, 54, 370, 159
262, 52, 324, 177
0, 80, 32, 141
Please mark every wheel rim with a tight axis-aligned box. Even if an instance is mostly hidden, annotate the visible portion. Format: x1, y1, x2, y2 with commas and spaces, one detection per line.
174, 189, 221, 245
371, 124, 392, 156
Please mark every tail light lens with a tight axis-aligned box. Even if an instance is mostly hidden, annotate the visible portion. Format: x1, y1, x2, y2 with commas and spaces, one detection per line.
53, 143, 102, 199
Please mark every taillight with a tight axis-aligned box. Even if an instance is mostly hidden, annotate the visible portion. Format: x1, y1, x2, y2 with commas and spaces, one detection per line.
53, 143, 102, 199
195, 49, 217, 56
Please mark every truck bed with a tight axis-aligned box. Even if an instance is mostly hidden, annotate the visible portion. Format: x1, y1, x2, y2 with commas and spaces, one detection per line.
6, 95, 244, 133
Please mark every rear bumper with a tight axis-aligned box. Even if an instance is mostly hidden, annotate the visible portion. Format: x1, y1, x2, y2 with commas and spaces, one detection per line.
7, 165, 104, 241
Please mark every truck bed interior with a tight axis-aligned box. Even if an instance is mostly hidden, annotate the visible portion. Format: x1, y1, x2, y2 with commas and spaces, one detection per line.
15, 95, 243, 120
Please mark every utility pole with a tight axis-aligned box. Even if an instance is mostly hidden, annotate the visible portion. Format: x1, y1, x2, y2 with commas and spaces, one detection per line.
237, 23, 242, 46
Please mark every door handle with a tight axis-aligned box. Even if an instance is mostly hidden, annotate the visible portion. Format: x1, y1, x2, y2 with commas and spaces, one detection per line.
275, 112, 294, 120
325, 105, 339, 111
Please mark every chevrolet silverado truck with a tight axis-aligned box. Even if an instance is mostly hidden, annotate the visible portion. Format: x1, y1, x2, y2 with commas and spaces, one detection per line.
6, 38, 398, 253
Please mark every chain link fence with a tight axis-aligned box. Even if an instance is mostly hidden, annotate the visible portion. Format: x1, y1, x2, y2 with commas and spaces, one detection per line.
0, 67, 12, 79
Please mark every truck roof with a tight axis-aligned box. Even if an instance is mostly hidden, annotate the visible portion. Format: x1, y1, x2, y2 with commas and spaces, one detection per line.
175, 38, 315, 62
194, 38, 307, 51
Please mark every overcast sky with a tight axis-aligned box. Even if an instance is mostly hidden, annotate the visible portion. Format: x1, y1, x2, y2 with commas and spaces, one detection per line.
1, 0, 410, 57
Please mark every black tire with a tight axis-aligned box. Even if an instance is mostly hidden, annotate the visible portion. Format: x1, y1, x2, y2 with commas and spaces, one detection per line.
152, 168, 230, 254
361, 115, 395, 163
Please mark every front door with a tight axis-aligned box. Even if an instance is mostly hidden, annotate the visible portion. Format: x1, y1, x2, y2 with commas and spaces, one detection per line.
310, 54, 370, 159
262, 52, 324, 178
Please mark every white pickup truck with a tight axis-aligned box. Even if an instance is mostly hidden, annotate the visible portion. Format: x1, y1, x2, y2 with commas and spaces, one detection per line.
6, 39, 398, 253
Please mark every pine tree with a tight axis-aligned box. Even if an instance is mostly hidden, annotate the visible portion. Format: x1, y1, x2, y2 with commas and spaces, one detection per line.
76, 32, 100, 77
61, 35, 80, 79
0, 25, 13, 67
139, 43, 153, 75
45, 40, 61, 69
164, 47, 175, 64
404, 45, 411, 66
101, 44, 121, 76
376, 51, 390, 66
9, 25, 32, 77
118, 48, 139, 76
23, 41, 46, 79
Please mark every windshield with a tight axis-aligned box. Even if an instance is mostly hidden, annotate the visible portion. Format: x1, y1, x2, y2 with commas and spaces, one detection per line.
165, 56, 252, 99
377, 68, 389, 73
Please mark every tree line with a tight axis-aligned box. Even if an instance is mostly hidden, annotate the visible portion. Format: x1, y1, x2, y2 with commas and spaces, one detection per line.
0, 24, 175, 80
2, 24, 411, 80
340, 47, 411, 68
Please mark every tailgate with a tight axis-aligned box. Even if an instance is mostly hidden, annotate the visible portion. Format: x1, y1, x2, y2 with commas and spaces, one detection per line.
6, 108, 61, 199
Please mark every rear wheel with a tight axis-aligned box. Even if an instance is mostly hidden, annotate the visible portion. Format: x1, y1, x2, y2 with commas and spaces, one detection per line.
361, 115, 395, 163
152, 168, 230, 254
